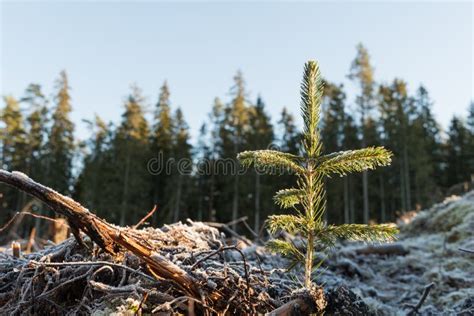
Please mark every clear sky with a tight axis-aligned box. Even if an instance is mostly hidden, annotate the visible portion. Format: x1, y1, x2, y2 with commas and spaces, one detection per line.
1, 1, 473, 142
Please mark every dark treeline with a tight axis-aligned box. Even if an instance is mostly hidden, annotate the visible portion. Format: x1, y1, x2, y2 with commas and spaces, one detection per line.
1, 44, 474, 237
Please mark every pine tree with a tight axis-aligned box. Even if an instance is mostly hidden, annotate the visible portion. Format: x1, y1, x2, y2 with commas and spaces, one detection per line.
278, 107, 300, 155
321, 81, 347, 223
348, 43, 375, 223
277, 108, 301, 201
0, 96, 28, 215
206, 98, 225, 222
150, 81, 174, 221
74, 114, 111, 214
115, 86, 151, 225
445, 116, 470, 187
247, 96, 274, 231
467, 102, 474, 179
411, 86, 443, 206
238, 60, 396, 288
46, 70, 75, 194
222, 71, 249, 229
171, 107, 192, 222
341, 113, 360, 223
21, 84, 49, 183
378, 80, 414, 213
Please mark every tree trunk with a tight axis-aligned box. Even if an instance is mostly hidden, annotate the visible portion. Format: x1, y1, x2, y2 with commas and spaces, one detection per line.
403, 146, 412, 211
379, 173, 386, 223
209, 171, 216, 222
231, 138, 239, 231
254, 173, 260, 232
173, 175, 182, 222
343, 177, 350, 223
349, 176, 355, 223
362, 171, 369, 223
361, 135, 369, 224
120, 149, 131, 226
400, 161, 406, 213
231, 173, 239, 231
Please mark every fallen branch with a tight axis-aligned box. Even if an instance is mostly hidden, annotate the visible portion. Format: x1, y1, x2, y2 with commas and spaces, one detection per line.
29, 260, 157, 282
459, 248, 474, 254
405, 282, 435, 316
0, 170, 200, 298
133, 205, 158, 229
355, 243, 409, 256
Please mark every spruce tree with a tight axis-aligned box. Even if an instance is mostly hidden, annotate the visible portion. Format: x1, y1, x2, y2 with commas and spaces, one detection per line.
47, 71, 75, 194
238, 60, 396, 288
206, 98, 225, 222
222, 71, 249, 229
247, 96, 274, 231
445, 116, 469, 187
0, 96, 28, 215
171, 107, 192, 222
412, 86, 443, 206
348, 43, 375, 223
150, 81, 174, 220
467, 102, 474, 179
277, 108, 300, 202
74, 114, 111, 214
21, 84, 49, 183
378, 80, 414, 213
321, 81, 347, 223
115, 86, 151, 225
278, 108, 300, 155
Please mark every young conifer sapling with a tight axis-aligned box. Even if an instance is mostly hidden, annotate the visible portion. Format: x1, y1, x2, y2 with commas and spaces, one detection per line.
238, 60, 398, 288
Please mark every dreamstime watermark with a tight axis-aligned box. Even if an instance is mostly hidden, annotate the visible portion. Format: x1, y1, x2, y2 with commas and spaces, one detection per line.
146, 143, 294, 176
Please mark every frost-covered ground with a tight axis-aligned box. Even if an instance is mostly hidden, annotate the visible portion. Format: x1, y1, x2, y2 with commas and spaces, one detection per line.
1, 191, 472, 314
317, 191, 474, 315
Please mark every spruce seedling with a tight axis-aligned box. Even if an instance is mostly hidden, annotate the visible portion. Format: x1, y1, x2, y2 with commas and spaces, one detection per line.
238, 60, 397, 288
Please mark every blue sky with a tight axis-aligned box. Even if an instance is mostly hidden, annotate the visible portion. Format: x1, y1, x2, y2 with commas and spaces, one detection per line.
1, 1, 473, 142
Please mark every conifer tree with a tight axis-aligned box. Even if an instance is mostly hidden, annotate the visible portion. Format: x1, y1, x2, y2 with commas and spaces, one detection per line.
467, 102, 474, 179
348, 44, 375, 223
223, 71, 249, 229
0, 96, 28, 214
46, 71, 75, 194
206, 98, 225, 221
195, 123, 210, 221
74, 114, 111, 214
412, 86, 443, 205
21, 84, 49, 183
341, 113, 360, 223
445, 116, 470, 187
278, 108, 300, 155
321, 82, 347, 223
378, 80, 414, 212
171, 107, 192, 222
115, 86, 151, 225
238, 61, 396, 288
150, 81, 174, 220
277, 108, 300, 199
247, 96, 274, 231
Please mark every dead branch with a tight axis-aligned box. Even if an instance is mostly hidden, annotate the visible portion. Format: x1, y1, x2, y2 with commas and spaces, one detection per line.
459, 248, 474, 254
405, 283, 435, 316
355, 243, 409, 256
133, 205, 157, 229
0, 170, 200, 298
0, 210, 60, 233
29, 260, 157, 282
